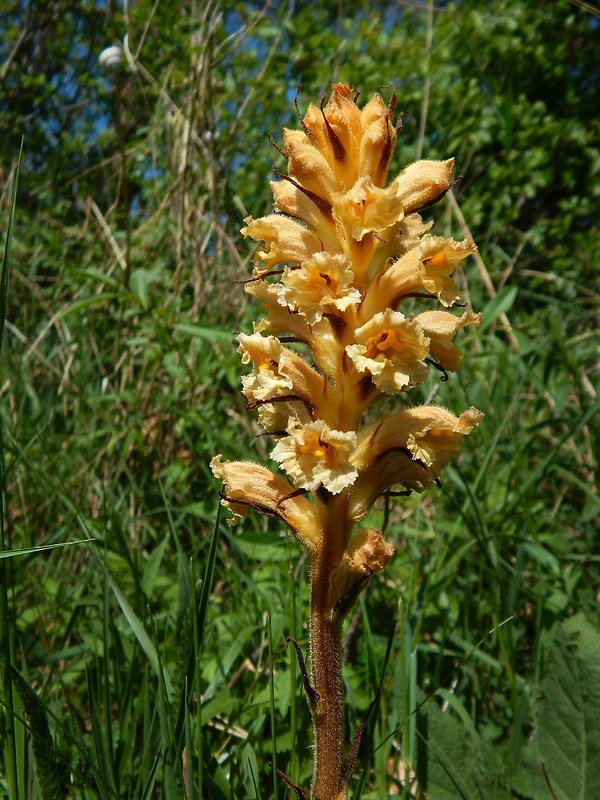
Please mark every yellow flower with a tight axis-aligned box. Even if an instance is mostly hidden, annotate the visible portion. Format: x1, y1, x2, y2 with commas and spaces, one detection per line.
345, 309, 430, 393
215, 82, 485, 800
242, 214, 322, 275
359, 234, 476, 321
271, 419, 358, 494
418, 234, 476, 306
238, 333, 294, 402
210, 455, 319, 550
327, 528, 395, 614
389, 159, 455, 216
415, 309, 482, 372
276, 252, 361, 325
283, 83, 395, 201
228, 83, 483, 530
349, 406, 484, 521
332, 176, 405, 243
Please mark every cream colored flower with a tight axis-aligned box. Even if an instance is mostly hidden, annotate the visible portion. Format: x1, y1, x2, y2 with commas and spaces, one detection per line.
415, 309, 481, 372
348, 406, 484, 520
404, 406, 483, 466
277, 252, 361, 325
245, 280, 313, 341
418, 234, 477, 307
242, 214, 322, 275
327, 528, 394, 614
237, 333, 293, 402
390, 159, 455, 214
283, 83, 395, 201
358, 232, 475, 322
237, 331, 337, 419
346, 309, 430, 393
332, 176, 405, 243
271, 419, 358, 494
271, 179, 339, 252
210, 455, 319, 550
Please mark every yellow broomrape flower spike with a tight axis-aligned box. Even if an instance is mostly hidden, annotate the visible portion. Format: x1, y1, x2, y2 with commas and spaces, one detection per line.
212, 82, 484, 800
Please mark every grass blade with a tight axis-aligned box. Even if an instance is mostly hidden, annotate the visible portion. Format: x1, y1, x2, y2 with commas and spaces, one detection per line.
0, 138, 23, 800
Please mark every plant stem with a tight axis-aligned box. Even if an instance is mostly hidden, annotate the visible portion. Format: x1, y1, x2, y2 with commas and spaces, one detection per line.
309, 497, 349, 800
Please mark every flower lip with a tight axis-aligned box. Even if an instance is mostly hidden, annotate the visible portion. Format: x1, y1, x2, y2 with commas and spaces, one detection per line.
346, 309, 430, 393
271, 419, 358, 495
276, 252, 361, 325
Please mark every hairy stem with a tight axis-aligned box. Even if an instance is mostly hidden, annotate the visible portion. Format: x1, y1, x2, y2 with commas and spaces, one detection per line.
309, 497, 349, 800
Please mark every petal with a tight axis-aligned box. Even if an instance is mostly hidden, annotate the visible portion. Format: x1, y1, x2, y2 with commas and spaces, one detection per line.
245, 280, 313, 342
237, 331, 334, 415
210, 455, 319, 550
271, 179, 338, 250
242, 214, 322, 274
418, 234, 477, 307
328, 528, 394, 614
332, 177, 405, 242
347, 310, 430, 393
358, 93, 396, 185
277, 253, 361, 324
284, 129, 339, 202
271, 420, 358, 495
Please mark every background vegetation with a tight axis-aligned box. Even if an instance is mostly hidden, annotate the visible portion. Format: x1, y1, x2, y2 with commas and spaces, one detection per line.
1, 0, 599, 798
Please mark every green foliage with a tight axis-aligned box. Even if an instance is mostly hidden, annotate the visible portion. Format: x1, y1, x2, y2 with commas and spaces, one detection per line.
1, 0, 599, 797
519, 614, 600, 800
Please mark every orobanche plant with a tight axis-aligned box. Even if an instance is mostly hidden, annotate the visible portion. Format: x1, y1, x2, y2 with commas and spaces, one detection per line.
212, 83, 482, 799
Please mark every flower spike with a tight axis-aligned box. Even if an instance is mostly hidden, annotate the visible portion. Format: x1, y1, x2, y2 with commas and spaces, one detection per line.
213, 83, 483, 799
